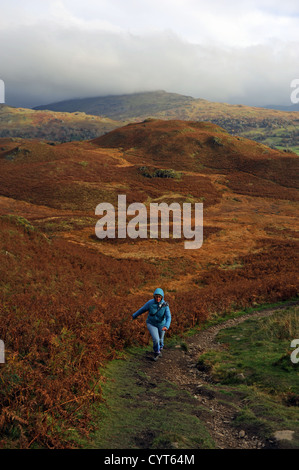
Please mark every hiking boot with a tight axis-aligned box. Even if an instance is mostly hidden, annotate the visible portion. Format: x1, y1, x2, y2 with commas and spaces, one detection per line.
153, 352, 161, 361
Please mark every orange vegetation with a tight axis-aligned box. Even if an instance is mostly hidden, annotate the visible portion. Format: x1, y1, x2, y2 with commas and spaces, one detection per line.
0, 119, 298, 447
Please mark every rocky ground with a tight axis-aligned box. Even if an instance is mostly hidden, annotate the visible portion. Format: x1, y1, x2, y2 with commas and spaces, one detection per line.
136, 303, 298, 449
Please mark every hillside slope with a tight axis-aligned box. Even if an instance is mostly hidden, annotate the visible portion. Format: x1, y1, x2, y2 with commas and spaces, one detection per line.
0, 104, 122, 141
34, 90, 195, 120
93, 119, 299, 191
0, 118, 298, 448
88, 303, 299, 450
33, 90, 299, 151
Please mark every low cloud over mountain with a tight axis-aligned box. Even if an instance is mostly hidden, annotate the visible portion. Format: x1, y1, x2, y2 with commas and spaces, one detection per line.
1, 1, 299, 108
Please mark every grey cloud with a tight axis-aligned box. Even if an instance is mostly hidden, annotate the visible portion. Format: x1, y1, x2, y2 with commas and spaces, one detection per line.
1, 24, 298, 108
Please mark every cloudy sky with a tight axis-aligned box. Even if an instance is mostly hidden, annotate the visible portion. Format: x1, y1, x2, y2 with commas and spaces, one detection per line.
0, 0, 299, 108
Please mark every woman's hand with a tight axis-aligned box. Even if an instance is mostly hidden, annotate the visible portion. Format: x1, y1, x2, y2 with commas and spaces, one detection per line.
162, 327, 168, 331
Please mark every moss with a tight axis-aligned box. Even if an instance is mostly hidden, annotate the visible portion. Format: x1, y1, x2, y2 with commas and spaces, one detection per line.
1, 215, 35, 233
195, 306, 299, 446
86, 352, 214, 449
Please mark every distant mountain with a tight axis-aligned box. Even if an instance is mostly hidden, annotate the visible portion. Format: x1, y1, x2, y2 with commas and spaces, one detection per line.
34, 90, 195, 120
263, 103, 299, 112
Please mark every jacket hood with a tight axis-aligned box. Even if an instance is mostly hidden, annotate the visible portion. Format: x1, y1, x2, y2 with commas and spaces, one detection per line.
153, 288, 164, 300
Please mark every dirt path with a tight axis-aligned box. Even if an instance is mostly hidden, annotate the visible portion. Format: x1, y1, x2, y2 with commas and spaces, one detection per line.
136, 302, 298, 449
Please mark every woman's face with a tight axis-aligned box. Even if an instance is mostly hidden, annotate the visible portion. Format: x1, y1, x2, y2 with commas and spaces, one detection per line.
154, 294, 162, 302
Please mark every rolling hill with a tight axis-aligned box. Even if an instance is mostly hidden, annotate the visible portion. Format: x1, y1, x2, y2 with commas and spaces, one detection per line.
34, 90, 195, 120
0, 104, 122, 142
2, 91, 299, 152
33, 90, 299, 152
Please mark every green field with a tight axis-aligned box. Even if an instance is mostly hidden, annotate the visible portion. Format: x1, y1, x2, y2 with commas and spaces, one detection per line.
197, 306, 299, 448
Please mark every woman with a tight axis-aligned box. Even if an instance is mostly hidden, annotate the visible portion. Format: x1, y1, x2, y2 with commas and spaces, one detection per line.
132, 288, 171, 361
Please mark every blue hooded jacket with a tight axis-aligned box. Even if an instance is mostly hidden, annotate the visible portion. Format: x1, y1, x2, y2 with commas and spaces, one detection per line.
132, 288, 171, 329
